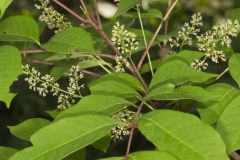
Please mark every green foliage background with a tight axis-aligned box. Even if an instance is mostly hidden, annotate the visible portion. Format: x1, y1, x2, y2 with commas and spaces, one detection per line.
1, 0, 240, 159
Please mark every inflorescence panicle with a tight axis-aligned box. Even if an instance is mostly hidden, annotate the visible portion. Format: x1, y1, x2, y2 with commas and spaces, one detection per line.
111, 22, 138, 73
169, 13, 203, 49
169, 12, 240, 71
111, 108, 133, 142
35, 0, 72, 33
23, 64, 84, 109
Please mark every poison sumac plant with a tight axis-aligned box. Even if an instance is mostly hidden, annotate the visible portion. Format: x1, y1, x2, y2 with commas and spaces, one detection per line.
1, 0, 240, 160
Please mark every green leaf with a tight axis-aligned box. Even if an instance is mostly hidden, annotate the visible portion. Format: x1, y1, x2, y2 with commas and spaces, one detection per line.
229, 54, 240, 87
140, 50, 205, 74
9, 115, 121, 160
198, 83, 239, 125
138, 110, 229, 160
42, 27, 95, 54
115, 0, 142, 16
63, 149, 85, 160
100, 151, 177, 160
56, 95, 132, 119
8, 118, 51, 141
0, 146, 18, 160
217, 95, 240, 152
90, 81, 139, 98
0, 0, 12, 18
0, 45, 22, 107
50, 60, 79, 80
90, 73, 144, 92
92, 136, 111, 153
127, 9, 163, 19
147, 85, 218, 104
150, 59, 217, 89
228, 8, 240, 21
0, 15, 40, 44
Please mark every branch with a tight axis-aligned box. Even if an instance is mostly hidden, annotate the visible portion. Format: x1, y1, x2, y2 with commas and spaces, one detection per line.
137, 0, 179, 70
80, 69, 102, 77
93, 0, 102, 30
52, 0, 88, 24
124, 102, 144, 160
230, 152, 240, 160
79, 0, 97, 24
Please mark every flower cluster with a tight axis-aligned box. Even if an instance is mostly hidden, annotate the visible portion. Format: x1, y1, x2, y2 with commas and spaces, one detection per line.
112, 22, 139, 56
190, 59, 208, 71
111, 22, 138, 73
114, 55, 130, 73
58, 65, 85, 109
111, 108, 133, 142
169, 12, 240, 71
23, 64, 84, 109
23, 64, 59, 97
169, 13, 203, 49
197, 19, 240, 63
35, 0, 72, 33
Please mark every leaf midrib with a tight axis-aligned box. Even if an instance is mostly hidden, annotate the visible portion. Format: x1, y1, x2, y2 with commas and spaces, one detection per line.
28, 122, 119, 160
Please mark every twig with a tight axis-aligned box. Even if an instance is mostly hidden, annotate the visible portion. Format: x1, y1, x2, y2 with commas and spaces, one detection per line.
216, 68, 229, 80
230, 152, 240, 160
124, 102, 144, 160
52, 0, 88, 23
137, 0, 179, 70
160, 3, 170, 58
21, 49, 45, 55
136, 5, 154, 76
93, 0, 102, 30
80, 69, 102, 77
79, 0, 97, 24
26, 59, 54, 65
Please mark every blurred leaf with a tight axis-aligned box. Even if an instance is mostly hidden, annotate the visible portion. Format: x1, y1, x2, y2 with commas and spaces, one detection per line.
0, 45, 22, 107
127, 9, 163, 19
42, 27, 95, 54
56, 95, 132, 120
0, 146, 18, 160
0, 0, 12, 18
50, 60, 79, 80
198, 83, 239, 125
0, 16, 40, 44
229, 54, 240, 87
9, 115, 121, 160
217, 95, 240, 152
63, 149, 85, 160
228, 8, 240, 21
115, 0, 142, 16
92, 136, 111, 153
8, 118, 51, 141
139, 110, 229, 160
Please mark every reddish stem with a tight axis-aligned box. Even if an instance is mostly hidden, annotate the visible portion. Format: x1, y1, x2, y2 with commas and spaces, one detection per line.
124, 102, 144, 160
